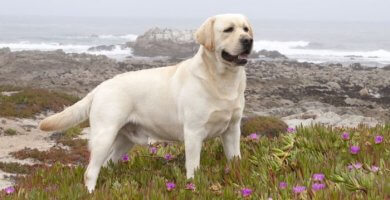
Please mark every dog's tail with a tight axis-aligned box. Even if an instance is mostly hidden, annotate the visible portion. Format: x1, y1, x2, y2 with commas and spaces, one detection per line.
39, 90, 95, 132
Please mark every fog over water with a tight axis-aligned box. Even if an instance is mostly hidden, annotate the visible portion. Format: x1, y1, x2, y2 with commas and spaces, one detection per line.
0, 0, 389, 65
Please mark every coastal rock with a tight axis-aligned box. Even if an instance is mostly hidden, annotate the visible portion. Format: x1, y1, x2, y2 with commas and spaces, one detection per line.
282, 110, 379, 128
1, 44, 390, 123
250, 49, 288, 59
132, 28, 198, 58
88, 45, 116, 51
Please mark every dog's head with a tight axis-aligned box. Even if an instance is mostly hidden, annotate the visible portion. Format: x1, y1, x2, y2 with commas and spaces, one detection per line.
196, 14, 253, 66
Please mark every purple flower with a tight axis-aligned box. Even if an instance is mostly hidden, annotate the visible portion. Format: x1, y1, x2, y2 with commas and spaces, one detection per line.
248, 133, 259, 140
224, 167, 230, 174
347, 164, 354, 171
293, 186, 306, 194
312, 183, 326, 191
4, 186, 15, 195
370, 165, 379, 172
121, 154, 129, 162
287, 127, 296, 133
241, 188, 252, 197
164, 154, 172, 160
166, 182, 176, 191
279, 182, 287, 189
312, 173, 325, 181
341, 132, 350, 140
350, 145, 360, 154
150, 146, 158, 154
375, 135, 383, 144
352, 162, 362, 169
185, 183, 196, 191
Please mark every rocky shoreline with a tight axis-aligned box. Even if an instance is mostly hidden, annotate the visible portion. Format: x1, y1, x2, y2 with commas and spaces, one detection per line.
1, 46, 389, 127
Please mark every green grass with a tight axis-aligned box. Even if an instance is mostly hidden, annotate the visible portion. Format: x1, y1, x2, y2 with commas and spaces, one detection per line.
0, 85, 79, 118
1, 124, 389, 199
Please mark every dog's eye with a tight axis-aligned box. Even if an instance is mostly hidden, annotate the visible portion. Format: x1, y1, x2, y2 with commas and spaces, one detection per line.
243, 27, 249, 32
223, 27, 234, 33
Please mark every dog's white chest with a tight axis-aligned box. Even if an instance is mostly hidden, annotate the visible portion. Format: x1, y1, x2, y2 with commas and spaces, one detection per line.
204, 101, 242, 139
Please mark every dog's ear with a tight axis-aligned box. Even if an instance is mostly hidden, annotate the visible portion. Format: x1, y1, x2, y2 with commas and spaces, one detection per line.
195, 17, 215, 51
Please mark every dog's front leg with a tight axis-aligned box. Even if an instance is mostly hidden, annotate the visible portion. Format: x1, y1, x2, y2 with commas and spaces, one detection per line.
221, 121, 241, 160
184, 127, 205, 179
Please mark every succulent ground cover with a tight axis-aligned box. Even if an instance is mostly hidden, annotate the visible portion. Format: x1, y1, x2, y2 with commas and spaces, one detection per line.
1, 124, 388, 199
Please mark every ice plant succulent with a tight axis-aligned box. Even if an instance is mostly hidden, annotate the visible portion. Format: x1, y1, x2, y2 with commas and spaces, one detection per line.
149, 146, 158, 154
166, 182, 176, 191
4, 186, 15, 195
341, 132, 350, 140
164, 154, 172, 160
293, 186, 306, 194
248, 133, 259, 140
350, 145, 360, 154
241, 188, 252, 197
374, 135, 383, 144
370, 165, 379, 172
312, 173, 325, 181
121, 154, 129, 162
312, 183, 326, 191
279, 182, 287, 189
287, 127, 296, 133
185, 183, 196, 191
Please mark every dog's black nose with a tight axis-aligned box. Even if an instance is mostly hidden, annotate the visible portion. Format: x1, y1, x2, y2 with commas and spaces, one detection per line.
241, 38, 253, 49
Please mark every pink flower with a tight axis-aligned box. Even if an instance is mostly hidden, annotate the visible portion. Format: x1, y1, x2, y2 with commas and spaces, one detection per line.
341, 132, 350, 140
347, 164, 354, 171
352, 162, 362, 169
4, 186, 15, 195
312, 173, 325, 181
350, 145, 360, 154
164, 154, 172, 160
150, 146, 158, 154
312, 183, 326, 191
279, 182, 287, 189
287, 127, 296, 133
248, 133, 259, 140
241, 188, 252, 197
185, 183, 196, 191
166, 182, 176, 191
224, 167, 230, 174
374, 135, 383, 144
293, 186, 306, 194
121, 154, 129, 162
370, 165, 379, 172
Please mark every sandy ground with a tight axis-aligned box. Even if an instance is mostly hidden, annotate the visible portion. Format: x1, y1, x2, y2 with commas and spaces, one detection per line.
0, 114, 56, 190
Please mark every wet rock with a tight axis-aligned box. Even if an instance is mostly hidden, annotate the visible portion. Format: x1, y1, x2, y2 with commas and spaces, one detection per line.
88, 45, 116, 51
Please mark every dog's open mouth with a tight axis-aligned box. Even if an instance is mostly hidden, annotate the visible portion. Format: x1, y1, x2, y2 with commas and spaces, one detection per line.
222, 50, 250, 65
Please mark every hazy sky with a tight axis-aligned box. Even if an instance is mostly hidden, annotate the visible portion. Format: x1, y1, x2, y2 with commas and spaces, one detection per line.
1, 0, 389, 21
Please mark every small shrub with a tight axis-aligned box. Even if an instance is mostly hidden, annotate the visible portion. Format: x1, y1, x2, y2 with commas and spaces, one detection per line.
4, 128, 17, 136
241, 116, 287, 137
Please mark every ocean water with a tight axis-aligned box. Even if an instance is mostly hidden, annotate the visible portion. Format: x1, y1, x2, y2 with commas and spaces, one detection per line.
0, 15, 389, 66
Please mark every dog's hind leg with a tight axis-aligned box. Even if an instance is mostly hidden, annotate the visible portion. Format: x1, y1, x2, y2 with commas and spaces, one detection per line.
103, 132, 134, 166
84, 125, 120, 193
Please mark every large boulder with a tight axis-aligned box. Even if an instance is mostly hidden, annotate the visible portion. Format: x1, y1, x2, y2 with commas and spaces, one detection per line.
132, 28, 199, 58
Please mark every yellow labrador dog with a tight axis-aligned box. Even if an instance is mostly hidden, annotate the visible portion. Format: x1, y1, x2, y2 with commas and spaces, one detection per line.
39, 14, 253, 192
